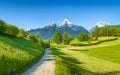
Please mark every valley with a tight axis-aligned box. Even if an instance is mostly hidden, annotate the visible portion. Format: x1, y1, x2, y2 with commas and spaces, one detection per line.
0, 19, 120, 75
1, 0, 120, 75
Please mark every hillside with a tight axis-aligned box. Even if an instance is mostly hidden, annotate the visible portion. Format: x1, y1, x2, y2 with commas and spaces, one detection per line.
0, 35, 44, 75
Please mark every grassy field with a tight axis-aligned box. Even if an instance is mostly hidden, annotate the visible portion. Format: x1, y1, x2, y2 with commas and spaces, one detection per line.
51, 37, 120, 75
0, 35, 44, 75
70, 37, 118, 46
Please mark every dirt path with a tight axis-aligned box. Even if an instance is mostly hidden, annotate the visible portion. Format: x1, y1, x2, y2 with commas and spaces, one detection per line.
22, 48, 55, 75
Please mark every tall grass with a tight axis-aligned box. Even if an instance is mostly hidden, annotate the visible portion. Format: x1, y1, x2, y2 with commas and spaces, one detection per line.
0, 35, 44, 75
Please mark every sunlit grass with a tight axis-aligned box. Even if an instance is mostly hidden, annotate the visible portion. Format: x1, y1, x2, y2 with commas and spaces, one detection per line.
51, 37, 120, 75
70, 37, 118, 46
0, 35, 44, 75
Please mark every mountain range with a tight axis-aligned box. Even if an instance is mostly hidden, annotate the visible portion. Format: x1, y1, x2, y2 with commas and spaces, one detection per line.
28, 19, 89, 39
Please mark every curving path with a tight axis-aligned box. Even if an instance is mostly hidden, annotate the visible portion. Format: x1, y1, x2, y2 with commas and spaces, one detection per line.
22, 48, 55, 75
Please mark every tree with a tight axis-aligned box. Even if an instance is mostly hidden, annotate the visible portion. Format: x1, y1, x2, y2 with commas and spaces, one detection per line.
91, 25, 120, 37
27, 33, 39, 43
0, 20, 7, 34
52, 32, 62, 44
18, 29, 27, 38
91, 28, 100, 37
63, 33, 72, 45
6, 24, 19, 36
76, 33, 89, 41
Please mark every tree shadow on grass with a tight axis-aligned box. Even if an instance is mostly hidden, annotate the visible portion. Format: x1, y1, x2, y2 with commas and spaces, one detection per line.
102, 71, 120, 75
50, 47, 120, 75
50, 47, 97, 75
68, 49, 89, 51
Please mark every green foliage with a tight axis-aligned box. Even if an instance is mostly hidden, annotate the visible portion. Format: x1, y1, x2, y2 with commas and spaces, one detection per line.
27, 33, 47, 48
76, 33, 89, 41
0, 20, 7, 34
0, 35, 44, 75
18, 29, 28, 38
6, 24, 19, 36
91, 25, 120, 37
27, 33, 40, 43
43, 42, 50, 49
52, 32, 62, 44
63, 33, 72, 45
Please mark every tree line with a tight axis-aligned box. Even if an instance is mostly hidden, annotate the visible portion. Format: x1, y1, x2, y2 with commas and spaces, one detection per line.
0, 20, 49, 49
52, 25, 120, 45
91, 25, 120, 37
52, 32, 89, 45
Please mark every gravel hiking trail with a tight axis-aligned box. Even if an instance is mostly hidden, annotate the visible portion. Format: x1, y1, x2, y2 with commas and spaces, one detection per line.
22, 48, 55, 75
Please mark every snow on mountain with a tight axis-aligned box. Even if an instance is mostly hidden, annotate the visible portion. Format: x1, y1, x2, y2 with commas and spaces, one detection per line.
28, 19, 89, 39
50, 21, 57, 27
88, 21, 111, 32
95, 21, 110, 27
59, 19, 73, 27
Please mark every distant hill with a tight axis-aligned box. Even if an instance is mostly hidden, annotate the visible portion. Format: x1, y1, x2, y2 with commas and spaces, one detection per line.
28, 19, 89, 39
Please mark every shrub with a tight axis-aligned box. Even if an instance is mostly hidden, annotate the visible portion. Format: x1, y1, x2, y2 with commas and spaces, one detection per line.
27, 34, 39, 43
18, 29, 27, 38
6, 24, 19, 36
0, 20, 7, 34
43, 42, 50, 49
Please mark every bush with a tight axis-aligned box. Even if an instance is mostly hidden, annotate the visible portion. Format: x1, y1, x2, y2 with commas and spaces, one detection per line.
6, 24, 19, 36
43, 42, 50, 49
27, 34, 39, 43
0, 20, 7, 34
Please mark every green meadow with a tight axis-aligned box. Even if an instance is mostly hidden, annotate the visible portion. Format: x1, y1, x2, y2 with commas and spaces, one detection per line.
0, 35, 44, 75
50, 37, 120, 75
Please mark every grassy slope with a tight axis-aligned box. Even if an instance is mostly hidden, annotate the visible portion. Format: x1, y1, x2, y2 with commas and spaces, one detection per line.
0, 35, 44, 75
51, 37, 120, 75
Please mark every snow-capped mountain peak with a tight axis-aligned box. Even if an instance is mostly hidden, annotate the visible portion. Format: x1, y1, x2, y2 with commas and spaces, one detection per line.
50, 21, 57, 27
95, 21, 110, 27
59, 19, 73, 27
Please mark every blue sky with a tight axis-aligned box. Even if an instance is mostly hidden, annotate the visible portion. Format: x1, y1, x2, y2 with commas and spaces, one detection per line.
0, 0, 120, 30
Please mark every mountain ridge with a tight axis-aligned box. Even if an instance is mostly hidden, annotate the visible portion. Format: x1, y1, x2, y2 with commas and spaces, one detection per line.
28, 19, 89, 39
